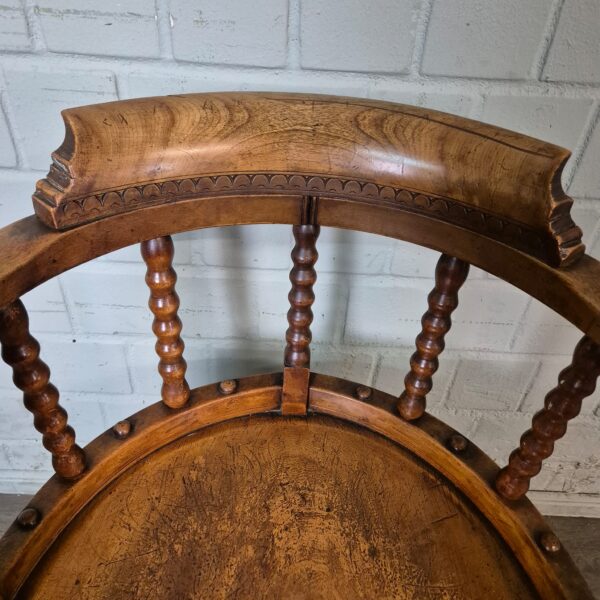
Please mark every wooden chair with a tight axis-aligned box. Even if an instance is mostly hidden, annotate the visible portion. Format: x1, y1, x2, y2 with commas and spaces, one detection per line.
0, 93, 599, 599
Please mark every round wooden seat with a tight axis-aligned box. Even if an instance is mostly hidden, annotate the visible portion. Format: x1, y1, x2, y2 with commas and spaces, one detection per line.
22, 414, 536, 599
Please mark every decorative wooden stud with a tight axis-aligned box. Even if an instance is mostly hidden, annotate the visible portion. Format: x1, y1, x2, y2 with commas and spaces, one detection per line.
355, 385, 372, 401
539, 532, 561, 554
141, 236, 190, 409
0, 300, 86, 479
16, 507, 40, 530
282, 197, 320, 415
112, 420, 132, 439
397, 254, 469, 421
496, 335, 600, 501
448, 433, 468, 453
218, 379, 238, 395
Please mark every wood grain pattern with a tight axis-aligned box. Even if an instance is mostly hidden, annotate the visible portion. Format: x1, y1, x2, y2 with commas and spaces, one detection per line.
398, 253, 469, 420
0, 300, 86, 479
20, 416, 537, 600
140, 236, 190, 409
496, 336, 600, 500
33, 92, 582, 266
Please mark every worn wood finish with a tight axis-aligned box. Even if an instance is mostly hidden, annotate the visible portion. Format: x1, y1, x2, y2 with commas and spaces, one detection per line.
0, 300, 86, 480
0, 374, 591, 599
496, 336, 600, 501
0, 374, 282, 598
20, 416, 538, 599
307, 374, 593, 599
140, 235, 190, 409
398, 253, 469, 420
32, 93, 582, 266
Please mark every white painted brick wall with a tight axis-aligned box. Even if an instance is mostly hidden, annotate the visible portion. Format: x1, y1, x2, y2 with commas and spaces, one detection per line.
0, 0, 599, 516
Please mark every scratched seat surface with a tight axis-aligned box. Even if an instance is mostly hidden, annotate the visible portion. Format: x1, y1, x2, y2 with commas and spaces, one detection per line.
20, 415, 536, 600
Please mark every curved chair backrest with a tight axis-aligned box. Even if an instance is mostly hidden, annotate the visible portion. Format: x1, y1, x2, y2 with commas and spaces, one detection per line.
1, 92, 600, 599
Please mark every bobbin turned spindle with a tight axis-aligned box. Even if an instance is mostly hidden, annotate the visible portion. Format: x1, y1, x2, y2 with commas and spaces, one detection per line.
397, 254, 469, 421
0, 300, 86, 479
141, 236, 190, 409
496, 335, 600, 501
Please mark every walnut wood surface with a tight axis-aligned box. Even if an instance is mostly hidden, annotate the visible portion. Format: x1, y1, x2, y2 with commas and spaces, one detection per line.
0, 374, 592, 599
33, 92, 581, 266
398, 254, 469, 420
496, 336, 600, 500
20, 416, 538, 599
0, 300, 85, 480
140, 236, 190, 409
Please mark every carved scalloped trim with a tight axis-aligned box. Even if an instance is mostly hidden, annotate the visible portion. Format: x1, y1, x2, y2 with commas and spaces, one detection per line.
33, 172, 583, 266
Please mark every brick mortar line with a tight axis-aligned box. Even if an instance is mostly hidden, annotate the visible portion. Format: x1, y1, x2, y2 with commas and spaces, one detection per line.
1, 51, 600, 96
530, 0, 565, 80
409, 0, 435, 76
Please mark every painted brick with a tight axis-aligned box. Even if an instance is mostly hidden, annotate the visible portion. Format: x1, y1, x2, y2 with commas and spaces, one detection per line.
543, 0, 600, 84
192, 225, 293, 270
510, 298, 585, 355
301, 0, 419, 73
520, 355, 600, 415
21, 277, 71, 334
0, 439, 51, 473
471, 412, 536, 464
170, 0, 288, 67
311, 345, 374, 383
345, 279, 528, 351
421, 0, 552, 79
257, 278, 345, 344
129, 340, 280, 395
60, 265, 151, 336
374, 350, 457, 407
427, 407, 478, 438
0, 1, 30, 51
100, 232, 193, 265
37, 1, 160, 58
316, 229, 393, 274
447, 357, 538, 411
5, 68, 118, 170
369, 87, 474, 117
390, 241, 487, 278
129, 339, 373, 395
570, 121, 600, 198
127, 70, 370, 100
481, 95, 593, 149
0, 337, 131, 394
0, 172, 39, 226
0, 104, 15, 167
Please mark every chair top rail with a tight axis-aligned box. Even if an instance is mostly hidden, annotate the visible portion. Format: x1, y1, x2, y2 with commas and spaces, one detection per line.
32, 92, 581, 266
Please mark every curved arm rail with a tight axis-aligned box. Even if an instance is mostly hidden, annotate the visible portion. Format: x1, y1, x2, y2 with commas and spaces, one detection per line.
1, 199, 599, 344
33, 92, 581, 266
